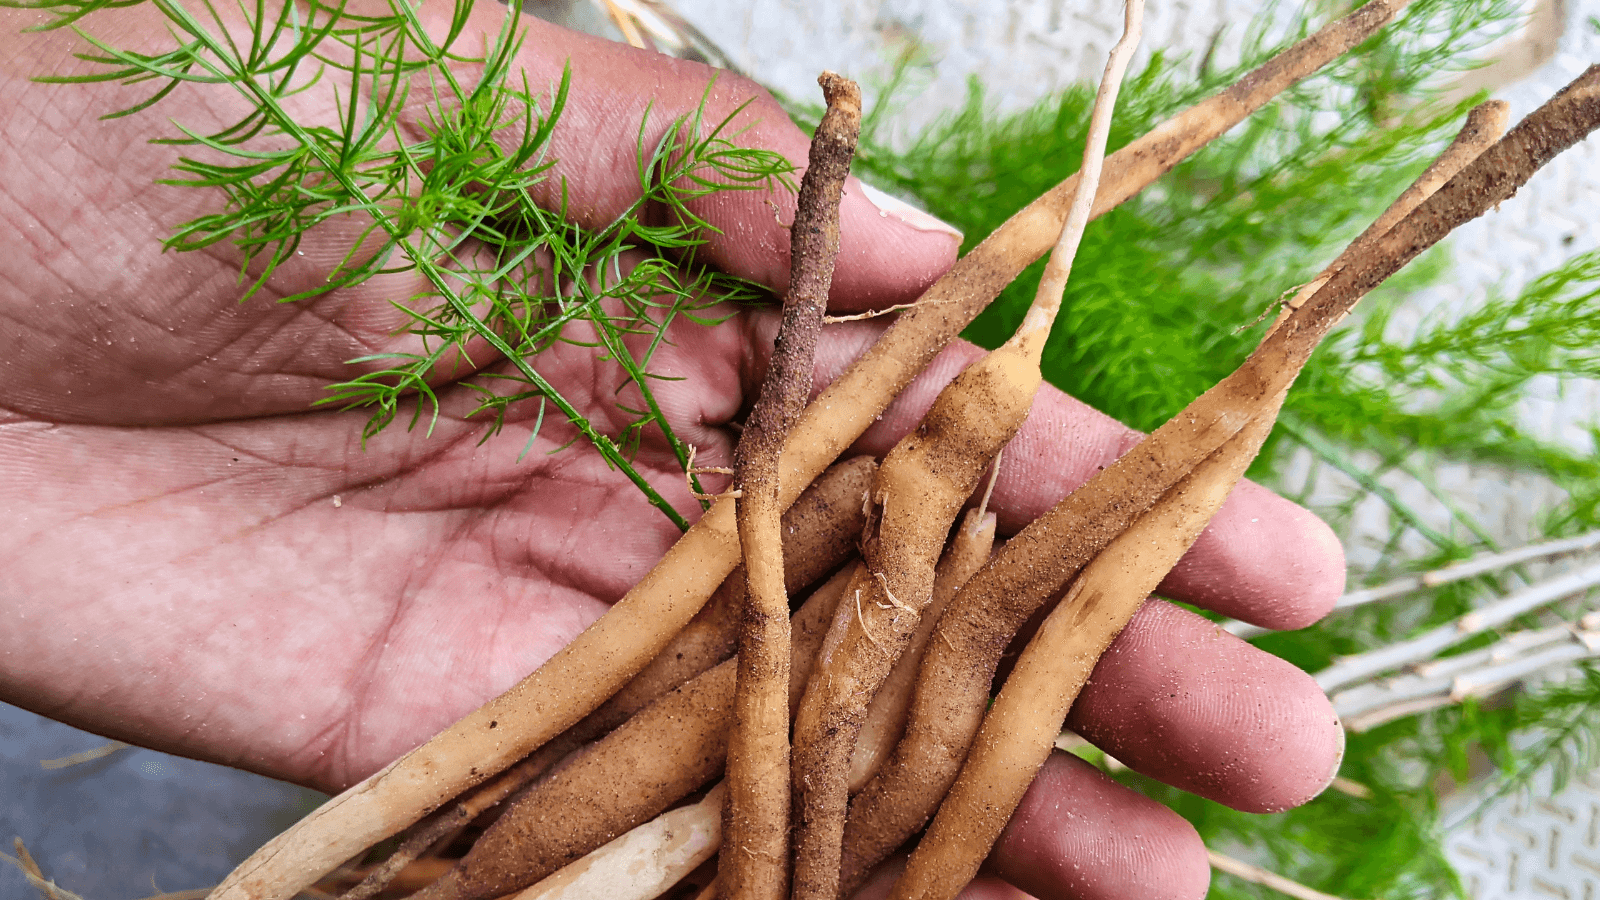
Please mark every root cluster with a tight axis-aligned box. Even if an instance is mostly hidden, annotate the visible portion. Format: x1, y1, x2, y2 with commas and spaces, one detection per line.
205, 5, 1600, 899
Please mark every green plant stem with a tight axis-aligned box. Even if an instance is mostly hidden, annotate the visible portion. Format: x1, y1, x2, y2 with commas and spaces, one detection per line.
1278, 416, 1454, 549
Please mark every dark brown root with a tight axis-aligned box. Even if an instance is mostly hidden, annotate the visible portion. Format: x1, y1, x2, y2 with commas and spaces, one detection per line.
723, 71, 863, 900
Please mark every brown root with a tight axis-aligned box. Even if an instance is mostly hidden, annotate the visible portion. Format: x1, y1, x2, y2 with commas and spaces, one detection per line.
343, 460, 870, 900
511, 784, 726, 900
890, 407, 1282, 900
847, 508, 996, 793
790, 344, 1040, 900
582, 456, 874, 741
339, 745, 565, 900
723, 72, 862, 900
876, 72, 1600, 898
836, 84, 1547, 892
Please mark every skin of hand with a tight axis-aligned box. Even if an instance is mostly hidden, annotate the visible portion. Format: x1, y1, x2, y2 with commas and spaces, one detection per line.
0, 3, 1345, 898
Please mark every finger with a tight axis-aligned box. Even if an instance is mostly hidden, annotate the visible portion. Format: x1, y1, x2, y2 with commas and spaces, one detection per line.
1066, 600, 1344, 813
987, 752, 1209, 900
847, 754, 1207, 900
435, 4, 960, 309
754, 315, 1345, 629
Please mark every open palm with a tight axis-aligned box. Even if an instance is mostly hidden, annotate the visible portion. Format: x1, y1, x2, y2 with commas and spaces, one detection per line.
3, 5, 1346, 898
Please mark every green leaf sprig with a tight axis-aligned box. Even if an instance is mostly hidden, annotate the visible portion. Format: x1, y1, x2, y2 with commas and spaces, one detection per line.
15, 0, 795, 529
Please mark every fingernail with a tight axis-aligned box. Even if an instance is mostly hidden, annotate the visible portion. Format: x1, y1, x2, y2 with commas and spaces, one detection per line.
859, 181, 963, 241
1318, 712, 1348, 797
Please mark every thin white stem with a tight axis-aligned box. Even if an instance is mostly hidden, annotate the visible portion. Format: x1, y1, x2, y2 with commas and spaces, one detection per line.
1225, 529, 1600, 638
1208, 850, 1353, 900
1342, 696, 1456, 732
1316, 561, 1600, 692
1344, 529, 1600, 608
1341, 639, 1600, 732
977, 447, 1003, 522
1414, 623, 1579, 679
4, 840, 88, 900
1330, 625, 1599, 722
1005, 0, 1146, 364
1327, 777, 1374, 799
1450, 638, 1600, 699
38, 740, 129, 770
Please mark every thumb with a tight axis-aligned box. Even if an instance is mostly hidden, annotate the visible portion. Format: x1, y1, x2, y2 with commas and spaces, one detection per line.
444, 4, 962, 311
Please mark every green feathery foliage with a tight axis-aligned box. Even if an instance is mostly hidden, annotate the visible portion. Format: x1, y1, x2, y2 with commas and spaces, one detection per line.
9, 0, 795, 529
836, 0, 1600, 895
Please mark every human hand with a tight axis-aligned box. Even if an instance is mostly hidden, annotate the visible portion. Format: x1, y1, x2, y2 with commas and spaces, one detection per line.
0, 4, 1342, 899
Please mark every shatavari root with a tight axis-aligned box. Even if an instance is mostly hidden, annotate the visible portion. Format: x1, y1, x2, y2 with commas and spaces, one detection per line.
510, 783, 727, 900
847, 508, 996, 793
842, 98, 1514, 895
338, 746, 562, 900
209, 4, 1427, 897
1267, 98, 1509, 332
879, 67, 1600, 900
580, 456, 873, 742
839, 93, 1516, 899
504, 508, 1000, 900
500, 513, 1000, 900
724, 73, 861, 900
840, 90, 1526, 897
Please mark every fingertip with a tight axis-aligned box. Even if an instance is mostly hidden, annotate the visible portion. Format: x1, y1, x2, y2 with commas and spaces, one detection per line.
736, 171, 963, 311
1160, 480, 1347, 630
991, 752, 1210, 900
855, 182, 965, 242
826, 180, 963, 311
1070, 602, 1346, 814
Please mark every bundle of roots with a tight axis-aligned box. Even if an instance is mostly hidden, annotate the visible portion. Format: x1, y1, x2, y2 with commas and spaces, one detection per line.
204, 3, 1600, 899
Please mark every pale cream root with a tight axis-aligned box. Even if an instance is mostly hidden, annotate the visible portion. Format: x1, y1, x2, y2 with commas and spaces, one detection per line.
848, 509, 996, 794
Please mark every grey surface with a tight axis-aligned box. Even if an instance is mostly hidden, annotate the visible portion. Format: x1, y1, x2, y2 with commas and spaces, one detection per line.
1445, 765, 1600, 899
1, 703, 322, 900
